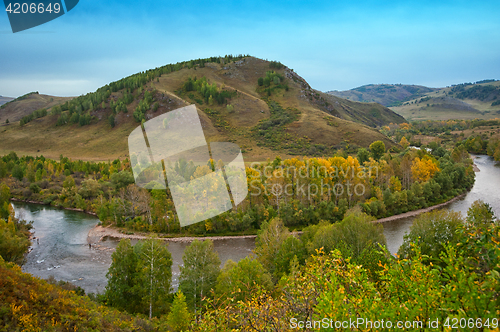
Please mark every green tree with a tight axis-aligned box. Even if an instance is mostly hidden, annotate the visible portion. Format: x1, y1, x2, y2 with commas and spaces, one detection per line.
11, 165, 24, 181
466, 199, 496, 228
167, 291, 192, 331
0, 183, 11, 219
254, 217, 290, 279
108, 114, 115, 128
215, 257, 273, 302
135, 238, 172, 318
369, 140, 386, 160
179, 239, 220, 318
257, 77, 264, 86
398, 209, 463, 262
105, 239, 140, 313
356, 148, 370, 164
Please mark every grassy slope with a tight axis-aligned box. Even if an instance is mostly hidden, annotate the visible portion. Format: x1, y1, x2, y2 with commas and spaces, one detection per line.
327, 84, 438, 106
0, 57, 400, 161
390, 81, 500, 121
0, 93, 73, 125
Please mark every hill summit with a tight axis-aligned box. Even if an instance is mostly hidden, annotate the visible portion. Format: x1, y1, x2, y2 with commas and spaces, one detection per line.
0, 56, 404, 160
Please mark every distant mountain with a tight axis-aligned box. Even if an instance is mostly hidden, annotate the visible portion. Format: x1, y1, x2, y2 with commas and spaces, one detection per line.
389, 80, 500, 121
327, 80, 500, 121
0, 56, 404, 160
326, 84, 438, 107
0, 95, 14, 106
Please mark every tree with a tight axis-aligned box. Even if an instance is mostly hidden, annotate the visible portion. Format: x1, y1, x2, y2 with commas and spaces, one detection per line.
398, 209, 463, 261
356, 148, 370, 164
11, 165, 24, 181
215, 257, 273, 302
466, 200, 496, 228
399, 136, 410, 149
0, 217, 30, 265
167, 291, 192, 331
411, 155, 440, 183
369, 141, 386, 160
254, 217, 290, 279
135, 238, 172, 318
0, 183, 11, 219
257, 77, 264, 86
179, 239, 220, 319
105, 239, 140, 313
108, 115, 115, 128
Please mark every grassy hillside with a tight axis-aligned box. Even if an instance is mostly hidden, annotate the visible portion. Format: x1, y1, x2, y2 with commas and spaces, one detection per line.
0, 92, 73, 125
327, 84, 438, 107
0, 56, 401, 161
390, 80, 500, 121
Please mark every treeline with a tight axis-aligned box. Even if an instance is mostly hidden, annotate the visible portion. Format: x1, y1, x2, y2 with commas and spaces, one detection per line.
0, 139, 474, 236
386, 121, 500, 161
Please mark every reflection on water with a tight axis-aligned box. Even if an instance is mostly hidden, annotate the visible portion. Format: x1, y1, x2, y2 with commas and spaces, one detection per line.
383, 155, 500, 254
17, 156, 499, 293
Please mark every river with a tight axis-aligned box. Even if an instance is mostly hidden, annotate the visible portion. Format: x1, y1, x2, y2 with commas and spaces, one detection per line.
17, 155, 499, 294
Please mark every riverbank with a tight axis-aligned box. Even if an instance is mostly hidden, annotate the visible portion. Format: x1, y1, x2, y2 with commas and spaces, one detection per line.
87, 225, 259, 244
374, 192, 467, 223
10, 198, 98, 216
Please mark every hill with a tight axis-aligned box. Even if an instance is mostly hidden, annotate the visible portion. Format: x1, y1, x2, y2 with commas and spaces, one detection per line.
327, 84, 438, 107
0, 56, 404, 161
390, 80, 500, 121
0, 95, 14, 106
0, 92, 73, 125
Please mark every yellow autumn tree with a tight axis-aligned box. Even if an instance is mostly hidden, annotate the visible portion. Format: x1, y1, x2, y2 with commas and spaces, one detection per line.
411, 155, 440, 183
399, 136, 410, 149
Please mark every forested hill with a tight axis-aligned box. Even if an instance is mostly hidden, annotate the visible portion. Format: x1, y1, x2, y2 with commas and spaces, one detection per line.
0, 55, 404, 161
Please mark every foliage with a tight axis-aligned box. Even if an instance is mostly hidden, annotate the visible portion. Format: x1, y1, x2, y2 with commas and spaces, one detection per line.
166, 291, 192, 331
369, 140, 385, 160
398, 209, 463, 261
0, 256, 155, 331
215, 257, 273, 303
179, 239, 220, 317
105, 238, 173, 317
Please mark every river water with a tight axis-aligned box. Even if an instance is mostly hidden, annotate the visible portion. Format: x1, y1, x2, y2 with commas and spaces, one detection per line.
17, 155, 500, 294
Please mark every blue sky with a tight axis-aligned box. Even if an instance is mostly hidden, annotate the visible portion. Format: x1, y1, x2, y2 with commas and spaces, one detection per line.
1, 0, 499, 97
